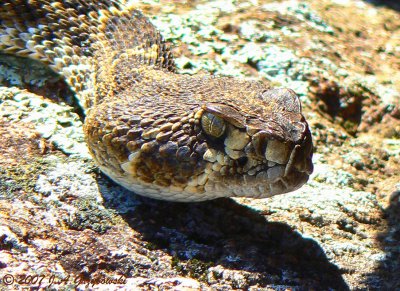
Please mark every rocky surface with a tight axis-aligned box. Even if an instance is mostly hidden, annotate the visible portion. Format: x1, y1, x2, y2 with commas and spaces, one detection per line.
0, 0, 399, 290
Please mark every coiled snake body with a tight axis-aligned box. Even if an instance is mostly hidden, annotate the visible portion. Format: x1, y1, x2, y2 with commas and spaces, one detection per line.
1, 1, 313, 201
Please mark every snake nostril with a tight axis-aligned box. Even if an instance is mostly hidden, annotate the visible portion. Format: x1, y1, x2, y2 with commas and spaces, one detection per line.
236, 156, 248, 167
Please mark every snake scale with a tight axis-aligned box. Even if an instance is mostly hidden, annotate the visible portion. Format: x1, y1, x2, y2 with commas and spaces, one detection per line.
0, 0, 313, 201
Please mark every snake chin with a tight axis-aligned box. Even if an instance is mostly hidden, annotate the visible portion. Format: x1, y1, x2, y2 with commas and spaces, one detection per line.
101, 148, 311, 202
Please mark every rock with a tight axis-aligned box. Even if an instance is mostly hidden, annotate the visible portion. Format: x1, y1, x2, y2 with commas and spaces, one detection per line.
1, 0, 399, 289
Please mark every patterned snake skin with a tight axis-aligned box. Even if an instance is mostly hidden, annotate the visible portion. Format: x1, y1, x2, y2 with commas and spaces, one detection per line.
0, 0, 313, 201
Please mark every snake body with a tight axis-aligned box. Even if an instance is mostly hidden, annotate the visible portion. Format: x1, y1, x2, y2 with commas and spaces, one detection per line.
0, 1, 313, 201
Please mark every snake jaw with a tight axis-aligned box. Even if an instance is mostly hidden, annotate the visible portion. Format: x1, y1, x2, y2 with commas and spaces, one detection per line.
200, 122, 312, 198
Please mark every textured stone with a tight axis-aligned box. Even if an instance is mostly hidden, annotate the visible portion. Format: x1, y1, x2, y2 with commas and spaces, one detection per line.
0, 0, 399, 289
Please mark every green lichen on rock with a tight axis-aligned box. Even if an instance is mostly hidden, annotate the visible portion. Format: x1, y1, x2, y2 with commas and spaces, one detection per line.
0, 157, 52, 198
0, 86, 89, 157
171, 256, 213, 282
65, 199, 120, 234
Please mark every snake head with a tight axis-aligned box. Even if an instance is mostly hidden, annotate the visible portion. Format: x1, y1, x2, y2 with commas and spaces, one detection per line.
196, 87, 313, 199
84, 73, 313, 202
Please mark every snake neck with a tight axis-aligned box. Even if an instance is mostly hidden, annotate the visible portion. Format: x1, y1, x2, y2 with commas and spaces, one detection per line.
0, 1, 175, 112
90, 44, 176, 109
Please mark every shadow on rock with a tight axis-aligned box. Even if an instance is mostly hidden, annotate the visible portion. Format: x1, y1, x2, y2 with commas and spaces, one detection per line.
365, 190, 400, 289
363, 0, 400, 11
101, 183, 349, 290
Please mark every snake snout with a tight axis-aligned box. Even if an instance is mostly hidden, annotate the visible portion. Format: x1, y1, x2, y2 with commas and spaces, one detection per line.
256, 120, 313, 194
281, 125, 313, 191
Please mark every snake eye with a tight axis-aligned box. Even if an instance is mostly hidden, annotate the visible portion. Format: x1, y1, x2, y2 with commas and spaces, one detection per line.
201, 112, 226, 138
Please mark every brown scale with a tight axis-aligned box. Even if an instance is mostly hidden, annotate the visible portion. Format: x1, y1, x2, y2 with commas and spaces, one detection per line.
1, 0, 314, 201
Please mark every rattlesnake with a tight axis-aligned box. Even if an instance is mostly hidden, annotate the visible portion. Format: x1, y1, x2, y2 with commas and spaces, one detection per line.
0, 1, 313, 201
